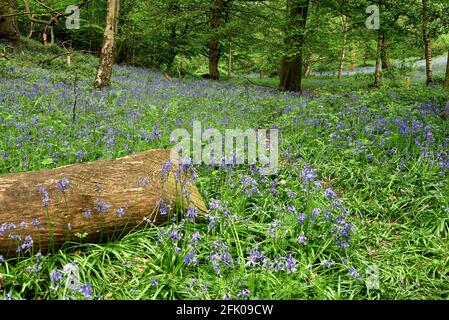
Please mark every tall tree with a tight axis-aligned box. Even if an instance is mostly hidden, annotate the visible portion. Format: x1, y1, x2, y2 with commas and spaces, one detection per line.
373, 30, 382, 87
444, 49, 449, 90
279, 0, 310, 92
0, 0, 19, 44
421, 0, 433, 85
337, 15, 348, 79
380, 32, 389, 69
208, 0, 226, 80
94, 0, 120, 88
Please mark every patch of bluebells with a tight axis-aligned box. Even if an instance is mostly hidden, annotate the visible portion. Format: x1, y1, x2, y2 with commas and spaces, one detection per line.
207, 241, 233, 276
50, 262, 95, 300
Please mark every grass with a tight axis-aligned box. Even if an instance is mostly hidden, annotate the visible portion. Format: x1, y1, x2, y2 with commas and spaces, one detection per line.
0, 39, 448, 300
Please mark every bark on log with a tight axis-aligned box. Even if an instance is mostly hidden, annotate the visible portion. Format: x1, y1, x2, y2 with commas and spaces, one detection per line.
0, 149, 207, 257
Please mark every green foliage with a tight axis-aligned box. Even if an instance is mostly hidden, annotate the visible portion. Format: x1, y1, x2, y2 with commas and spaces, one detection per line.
0, 41, 449, 300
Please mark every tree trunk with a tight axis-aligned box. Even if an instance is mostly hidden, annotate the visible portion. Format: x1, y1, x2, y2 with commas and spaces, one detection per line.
444, 49, 449, 89
422, 0, 433, 85
304, 54, 312, 78
208, 0, 225, 81
374, 30, 382, 87
94, 0, 120, 88
28, 19, 34, 39
381, 32, 389, 69
50, 26, 55, 45
42, 27, 49, 46
349, 44, 356, 72
337, 16, 348, 80
0, 149, 207, 257
362, 44, 369, 67
227, 38, 232, 80
279, 0, 310, 92
0, 0, 20, 44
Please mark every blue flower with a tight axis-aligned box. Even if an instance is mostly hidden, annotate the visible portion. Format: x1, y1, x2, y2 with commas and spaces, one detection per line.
348, 266, 361, 279
95, 199, 111, 214
83, 210, 93, 217
184, 249, 198, 267
236, 288, 250, 299
116, 208, 125, 218
286, 205, 296, 214
78, 284, 93, 299
297, 213, 307, 225
56, 179, 70, 193
50, 269, 64, 289
301, 165, 317, 183
322, 260, 332, 268
38, 186, 49, 207
186, 207, 198, 222
297, 235, 307, 245
324, 188, 337, 199
190, 232, 201, 244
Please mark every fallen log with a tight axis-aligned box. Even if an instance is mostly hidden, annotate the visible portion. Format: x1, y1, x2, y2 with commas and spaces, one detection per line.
0, 149, 207, 257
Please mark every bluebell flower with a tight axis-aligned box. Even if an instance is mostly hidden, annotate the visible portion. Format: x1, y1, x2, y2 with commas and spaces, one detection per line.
95, 199, 111, 214
286, 205, 296, 214
311, 208, 321, 220
322, 260, 332, 268
297, 213, 307, 225
38, 186, 49, 207
297, 235, 307, 245
236, 288, 250, 299
186, 206, 198, 222
184, 249, 198, 267
301, 165, 317, 183
324, 188, 337, 199
116, 208, 125, 218
190, 232, 201, 244
56, 179, 70, 193
284, 254, 297, 273
348, 266, 361, 279
50, 269, 64, 289
83, 210, 93, 217
79, 284, 93, 299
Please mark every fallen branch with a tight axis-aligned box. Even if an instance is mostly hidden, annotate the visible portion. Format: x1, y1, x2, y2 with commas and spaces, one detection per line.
0, 149, 207, 257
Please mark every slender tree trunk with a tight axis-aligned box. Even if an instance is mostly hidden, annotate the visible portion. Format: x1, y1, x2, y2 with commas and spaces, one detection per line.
362, 45, 369, 67
208, 0, 225, 80
422, 0, 433, 85
374, 30, 382, 87
94, 0, 120, 88
381, 32, 389, 69
42, 27, 49, 46
304, 55, 312, 78
0, 0, 20, 44
444, 49, 449, 89
279, 0, 310, 92
338, 16, 348, 80
349, 44, 356, 72
28, 19, 34, 39
227, 38, 232, 80
50, 26, 55, 45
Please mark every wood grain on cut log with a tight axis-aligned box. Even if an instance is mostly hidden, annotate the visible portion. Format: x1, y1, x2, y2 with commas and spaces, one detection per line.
0, 149, 207, 257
